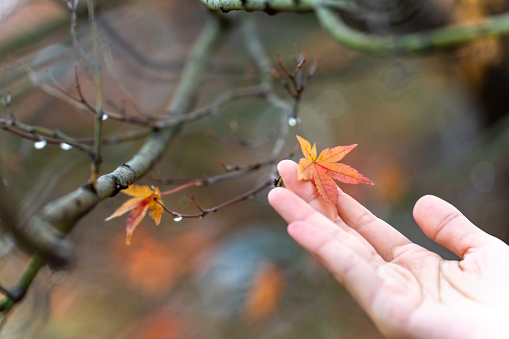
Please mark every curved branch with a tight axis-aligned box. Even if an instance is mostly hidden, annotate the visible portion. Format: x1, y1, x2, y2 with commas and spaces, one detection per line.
316, 7, 509, 54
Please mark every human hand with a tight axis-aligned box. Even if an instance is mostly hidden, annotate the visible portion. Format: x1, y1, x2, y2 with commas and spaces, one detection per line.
268, 160, 509, 339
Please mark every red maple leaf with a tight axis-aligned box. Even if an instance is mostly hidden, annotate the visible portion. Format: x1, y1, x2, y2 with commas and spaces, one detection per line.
296, 135, 373, 205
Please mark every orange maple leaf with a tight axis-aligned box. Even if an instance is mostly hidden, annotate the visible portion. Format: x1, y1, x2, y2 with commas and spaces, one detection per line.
296, 135, 373, 205
105, 185, 163, 245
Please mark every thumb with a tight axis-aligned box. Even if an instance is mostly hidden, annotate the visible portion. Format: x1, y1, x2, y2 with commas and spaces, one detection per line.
413, 195, 494, 258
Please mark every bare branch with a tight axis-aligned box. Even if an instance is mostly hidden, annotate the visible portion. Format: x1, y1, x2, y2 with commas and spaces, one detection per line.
155, 178, 273, 219
87, 0, 106, 186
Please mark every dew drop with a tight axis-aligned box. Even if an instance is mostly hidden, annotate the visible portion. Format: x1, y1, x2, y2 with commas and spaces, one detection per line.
60, 143, 72, 150
288, 117, 300, 126
173, 215, 183, 222
102, 114, 108, 121
34, 140, 47, 149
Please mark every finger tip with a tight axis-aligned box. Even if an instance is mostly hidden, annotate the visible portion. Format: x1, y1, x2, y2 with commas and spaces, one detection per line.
267, 186, 284, 203
413, 195, 440, 219
277, 159, 297, 176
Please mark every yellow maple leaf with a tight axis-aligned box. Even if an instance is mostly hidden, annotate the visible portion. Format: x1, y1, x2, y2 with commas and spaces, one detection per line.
106, 184, 163, 245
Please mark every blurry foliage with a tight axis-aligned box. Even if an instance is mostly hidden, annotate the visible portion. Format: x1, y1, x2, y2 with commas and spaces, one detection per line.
1, 0, 509, 338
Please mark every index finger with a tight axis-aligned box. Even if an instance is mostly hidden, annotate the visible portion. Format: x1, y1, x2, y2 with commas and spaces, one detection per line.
336, 192, 412, 261
278, 160, 412, 262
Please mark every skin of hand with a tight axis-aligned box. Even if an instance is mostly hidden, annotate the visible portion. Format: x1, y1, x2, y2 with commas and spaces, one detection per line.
268, 160, 509, 339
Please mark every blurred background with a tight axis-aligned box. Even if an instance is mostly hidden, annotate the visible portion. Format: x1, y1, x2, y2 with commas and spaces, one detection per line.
1, 0, 509, 338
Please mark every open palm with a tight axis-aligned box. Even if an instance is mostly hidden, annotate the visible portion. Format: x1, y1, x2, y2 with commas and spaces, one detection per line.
268, 160, 509, 339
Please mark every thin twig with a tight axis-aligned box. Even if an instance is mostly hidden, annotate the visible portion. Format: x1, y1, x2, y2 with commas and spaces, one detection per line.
87, 0, 105, 187
35, 68, 271, 129
67, 0, 96, 67
151, 157, 277, 186
0, 118, 93, 153
155, 178, 274, 219
159, 181, 202, 196
207, 123, 281, 148
0, 118, 150, 148
273, 52, 318, 120
157, 86, 269, 128
241, 15, 293, 158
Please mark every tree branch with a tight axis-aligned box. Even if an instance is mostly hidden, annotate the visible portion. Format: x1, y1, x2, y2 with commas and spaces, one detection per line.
15, 14, 232, 271
200, 0, 356, 14
316, 7, 509, 54
203, 1, 509, 54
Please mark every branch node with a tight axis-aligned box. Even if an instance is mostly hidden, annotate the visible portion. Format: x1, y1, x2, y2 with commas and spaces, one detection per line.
8, 286, 26, 304
81, 182, 98, 195
110, 175, 128, 197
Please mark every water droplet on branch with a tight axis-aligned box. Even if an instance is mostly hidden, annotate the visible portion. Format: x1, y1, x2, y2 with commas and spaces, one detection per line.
173, 215, 183, 222
34, 140, 47, 149
102, 114, 108, 121
60, 143, 72, 150
288, 117, 300, 126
